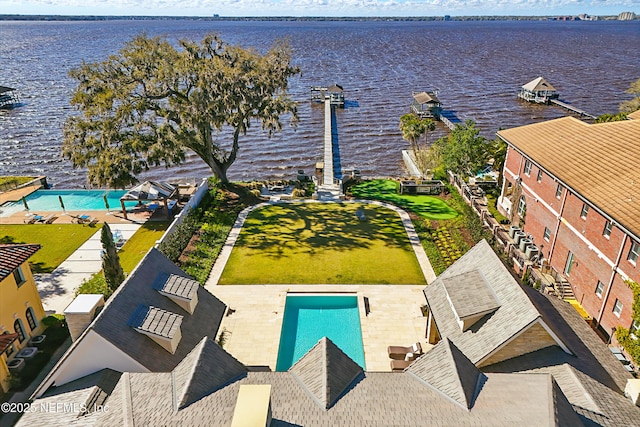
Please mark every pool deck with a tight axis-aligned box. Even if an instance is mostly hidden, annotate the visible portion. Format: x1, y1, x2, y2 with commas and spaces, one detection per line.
205, 199, 437, 372
205, 283, 432, 372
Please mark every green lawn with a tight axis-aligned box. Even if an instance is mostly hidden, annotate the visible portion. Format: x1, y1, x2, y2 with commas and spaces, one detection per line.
119, 221, 170, 273
0, 224, 102, 273
218, 203, 426, 285
351, 179, 459, 220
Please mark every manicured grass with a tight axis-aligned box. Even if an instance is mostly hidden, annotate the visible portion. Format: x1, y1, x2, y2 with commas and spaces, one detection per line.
351, 179, 459, 220
219, 203, 426, 285
118, 221, 170, 273
0, 224, 102, 273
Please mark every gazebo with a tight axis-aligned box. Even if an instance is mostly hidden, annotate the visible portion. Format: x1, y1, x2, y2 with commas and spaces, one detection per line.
119, 181, 178, 220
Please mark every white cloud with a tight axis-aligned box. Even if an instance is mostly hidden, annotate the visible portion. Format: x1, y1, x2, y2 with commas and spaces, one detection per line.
1, 0, 637, 16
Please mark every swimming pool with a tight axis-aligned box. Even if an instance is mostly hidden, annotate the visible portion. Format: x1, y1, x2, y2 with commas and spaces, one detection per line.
0, 189, 134, 217
276, 294, 366, 371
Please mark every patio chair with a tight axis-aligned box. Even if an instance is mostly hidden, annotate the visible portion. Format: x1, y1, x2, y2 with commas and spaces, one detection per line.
390, 359, 414, 372
24, 215, 42, 224
36, 214, 54, 223
87, 217, 99, 226
387, 342, 422, 360
73, 214, 91, 224
44, 215, 58, 224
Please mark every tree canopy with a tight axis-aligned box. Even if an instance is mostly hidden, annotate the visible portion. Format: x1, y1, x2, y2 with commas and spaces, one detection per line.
63, 34, 300, 187
399, 113, 436, 176
619, 77, 640, 113
433, 120, 488, 177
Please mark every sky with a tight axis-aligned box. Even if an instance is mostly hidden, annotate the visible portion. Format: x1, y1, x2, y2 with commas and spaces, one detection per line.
0, 0, 637, 17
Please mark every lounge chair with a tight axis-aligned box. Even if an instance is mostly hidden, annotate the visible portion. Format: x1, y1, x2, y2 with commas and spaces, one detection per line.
87, 217, 99, 226
388, 342, 422, 360
44, 215, 58, 224
390, 359, 414, 372
36, 214, 54, 223
73, 214, 91, 224
24, 215, 42, 224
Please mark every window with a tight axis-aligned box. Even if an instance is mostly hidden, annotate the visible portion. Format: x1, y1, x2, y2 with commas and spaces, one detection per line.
629, 241, 639, 264
543, 227, 551, 241
580, 204, 589, 219
595, 281, 604, 298
613, 299, 623, 317
603, 221, 612, 238
537, 170, 543, 182
555, 184, 563, 199
13, 266, 26, 287
517, 195, 526, 217
14, 319, 26, 343
631, 320, 640, 336
524, 160, 532, 176
564, 251, 575, 276
26, 307, 37, 331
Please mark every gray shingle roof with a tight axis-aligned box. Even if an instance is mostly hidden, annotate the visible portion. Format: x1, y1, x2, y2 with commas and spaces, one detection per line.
408, 338, 485, 410
172, 336, 246, 410
442, 269, 501, 319
89, 248, 226, 371
130, 305, 183, 339
289, 337, 364, 410
424, 239, 542, 364
153, 273, 199, 301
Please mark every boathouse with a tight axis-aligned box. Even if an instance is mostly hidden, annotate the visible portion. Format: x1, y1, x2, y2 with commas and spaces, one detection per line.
310, 84, 345, 107
518, 77, 559, 104
411, 91, 442, 118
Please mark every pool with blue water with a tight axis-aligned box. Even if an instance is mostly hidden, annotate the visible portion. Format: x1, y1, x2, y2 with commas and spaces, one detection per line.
276, 294, 365, 371
0, 189, 135, 217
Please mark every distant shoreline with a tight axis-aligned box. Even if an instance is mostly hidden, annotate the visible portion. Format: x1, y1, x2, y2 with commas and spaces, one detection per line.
0, 14, 628, 22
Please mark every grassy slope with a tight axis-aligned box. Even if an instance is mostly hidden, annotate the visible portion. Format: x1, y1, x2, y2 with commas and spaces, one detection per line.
0, 224, 102, 273
118, 221, 170, 273
219, 203, 425, 285
351, 179, 458, 220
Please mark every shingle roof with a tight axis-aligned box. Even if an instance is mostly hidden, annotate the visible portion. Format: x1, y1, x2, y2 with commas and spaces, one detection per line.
42, 345, 581, 426
0, 243, 40, 281
408, 338, 485, 410
289, 336, 364, 410
497, 115, 640, 238
522, 76, 557, 93
172, 336, 246, 410
89, 248, 227, 371
413, 91, 440, 104
442, 269, 501, 320
424, 239, 543, 364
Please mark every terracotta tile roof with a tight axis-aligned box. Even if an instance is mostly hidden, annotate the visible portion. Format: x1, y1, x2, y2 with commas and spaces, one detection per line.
498, 116, 640, 238
0, 243, 40, 281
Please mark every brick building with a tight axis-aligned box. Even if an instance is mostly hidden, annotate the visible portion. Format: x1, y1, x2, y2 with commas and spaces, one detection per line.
496, 111, 640, 341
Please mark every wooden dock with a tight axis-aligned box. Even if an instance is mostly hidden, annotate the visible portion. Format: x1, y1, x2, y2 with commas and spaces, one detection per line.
439, 110, 463, 131
549, 99, 596, 119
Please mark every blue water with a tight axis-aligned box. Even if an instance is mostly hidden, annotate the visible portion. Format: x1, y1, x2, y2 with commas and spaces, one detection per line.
0, 189, 134, 217
276, 295, 365, 371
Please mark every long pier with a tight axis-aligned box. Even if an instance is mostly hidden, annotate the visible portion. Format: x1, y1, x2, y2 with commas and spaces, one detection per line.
549, 99, 597, 119
318, 97, 343, 199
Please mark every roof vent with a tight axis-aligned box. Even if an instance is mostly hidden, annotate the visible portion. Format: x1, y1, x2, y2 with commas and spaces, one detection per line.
152, 273, 199, 314
129, 305, 183, 354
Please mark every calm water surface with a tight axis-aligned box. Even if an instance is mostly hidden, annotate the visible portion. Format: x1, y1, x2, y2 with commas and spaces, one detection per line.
1, 20, 638, 187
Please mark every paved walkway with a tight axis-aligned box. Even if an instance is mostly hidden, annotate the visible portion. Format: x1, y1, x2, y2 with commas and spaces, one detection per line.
205, 198, 436, 372
35, 223, 140, 314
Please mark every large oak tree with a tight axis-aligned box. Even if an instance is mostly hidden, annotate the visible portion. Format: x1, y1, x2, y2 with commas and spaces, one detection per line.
63, 34, 300, 187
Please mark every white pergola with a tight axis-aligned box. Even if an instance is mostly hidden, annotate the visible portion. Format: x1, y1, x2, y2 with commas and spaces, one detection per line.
119, 181, 178, 220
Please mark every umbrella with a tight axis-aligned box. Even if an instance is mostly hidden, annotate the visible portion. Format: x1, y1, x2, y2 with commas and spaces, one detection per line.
103, 194, 110, 212
58, 195, 65, 212
21, 196, 29, 211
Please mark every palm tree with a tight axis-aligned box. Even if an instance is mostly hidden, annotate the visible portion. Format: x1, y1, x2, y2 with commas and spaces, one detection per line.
399, 114, 435, 177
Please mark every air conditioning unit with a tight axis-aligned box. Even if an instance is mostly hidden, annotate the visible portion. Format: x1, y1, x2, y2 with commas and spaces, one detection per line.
508, 225, 520, 238
525, 245, 539, 260
7, 358, 25, 373
513, 231, 526, 245
519, 238, 533, 252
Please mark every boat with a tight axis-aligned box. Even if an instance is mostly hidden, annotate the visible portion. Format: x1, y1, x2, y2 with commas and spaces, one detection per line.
0, 86, 20, 109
